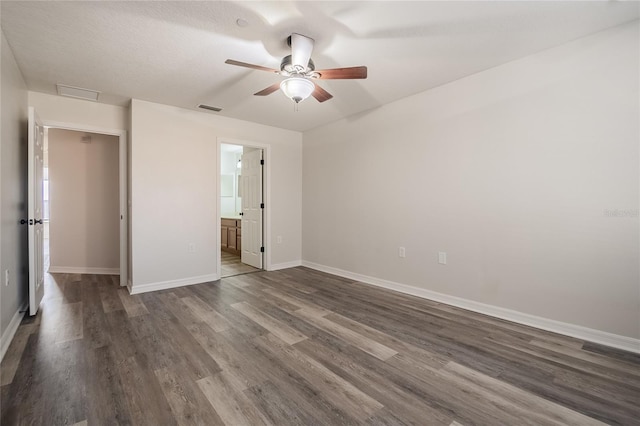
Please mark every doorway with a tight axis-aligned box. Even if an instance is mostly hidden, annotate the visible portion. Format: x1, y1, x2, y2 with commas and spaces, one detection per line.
45, 128, 120, 277
219, 142, 265, 278
40, 121, 128, 287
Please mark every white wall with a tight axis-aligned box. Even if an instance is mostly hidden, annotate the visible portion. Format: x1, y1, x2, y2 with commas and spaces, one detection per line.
0, 30, 28, 346
28, 91, 127, 131
130, 99, 302, 291
48, 129, 119, 273
303, 22, 639, 340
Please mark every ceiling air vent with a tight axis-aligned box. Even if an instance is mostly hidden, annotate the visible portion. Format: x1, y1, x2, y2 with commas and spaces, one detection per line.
56, 84, 100, 101
198, 104, 222, 112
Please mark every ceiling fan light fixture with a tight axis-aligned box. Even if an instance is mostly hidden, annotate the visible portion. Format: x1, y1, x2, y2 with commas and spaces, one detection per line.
280, 76, 315, 104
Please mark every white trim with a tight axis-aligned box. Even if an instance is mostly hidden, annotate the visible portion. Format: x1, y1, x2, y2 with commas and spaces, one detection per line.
129, 273, 220, 295
216, 141, 222, 280
42, 120, 123, 137
301, 261, 640, 354
48, 266, 120, 275
127, 279, 133, 294
118, 131, 128, 287
269, 260, 302, 271
42, 119, 128, 287
1, 302, 27, 362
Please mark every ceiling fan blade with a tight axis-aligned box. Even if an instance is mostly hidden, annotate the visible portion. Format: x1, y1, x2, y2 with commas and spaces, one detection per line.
254, 83, 281, 96
315, 66, 368, 80
225, 59, 279, 73
291, 33, 314, 71
311, 84, 333, 103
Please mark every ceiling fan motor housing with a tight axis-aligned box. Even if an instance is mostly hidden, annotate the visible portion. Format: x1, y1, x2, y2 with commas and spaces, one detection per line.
280, 55, 315, 76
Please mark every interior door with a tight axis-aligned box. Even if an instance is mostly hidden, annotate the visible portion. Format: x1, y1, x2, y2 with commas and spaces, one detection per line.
241, 149, 263, 269
28, 107, 45, 315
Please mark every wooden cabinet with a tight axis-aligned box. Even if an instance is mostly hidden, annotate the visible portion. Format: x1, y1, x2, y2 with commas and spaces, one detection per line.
221, 218, 241, 255
221, 224, 228, 247
227, 227, 237, 250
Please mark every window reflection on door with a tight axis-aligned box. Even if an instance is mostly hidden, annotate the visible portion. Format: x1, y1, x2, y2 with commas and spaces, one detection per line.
43, 167, 49, 220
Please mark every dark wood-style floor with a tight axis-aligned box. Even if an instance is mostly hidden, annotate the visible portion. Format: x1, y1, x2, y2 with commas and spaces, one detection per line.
1, 268, 639, 426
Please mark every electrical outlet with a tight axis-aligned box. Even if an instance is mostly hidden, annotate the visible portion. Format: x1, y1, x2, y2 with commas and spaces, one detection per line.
277, 236, 282, 244
398, 247, 406, 258
4, 269, 9, 287
438, 252, 447, 265
188, 243, 196, 253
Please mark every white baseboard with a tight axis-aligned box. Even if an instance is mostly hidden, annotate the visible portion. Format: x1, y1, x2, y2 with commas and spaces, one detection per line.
129, 273, 220, 295
301, 260, 640, 354
1, 301, 27, 363
127, 279, 133, 294
48, 266, 120, 275
269, 260, 302, 271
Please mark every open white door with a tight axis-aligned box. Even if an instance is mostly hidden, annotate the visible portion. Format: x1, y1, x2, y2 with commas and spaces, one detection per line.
241, 149, 263, 269
28, 107, 45, 315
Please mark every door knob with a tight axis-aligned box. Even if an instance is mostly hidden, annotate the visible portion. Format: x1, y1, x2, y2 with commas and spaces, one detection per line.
20, 219, 28, 225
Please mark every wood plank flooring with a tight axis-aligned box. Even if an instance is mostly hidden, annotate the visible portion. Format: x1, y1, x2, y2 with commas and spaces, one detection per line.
221, 251, 261, 278
2, 267, 639, 425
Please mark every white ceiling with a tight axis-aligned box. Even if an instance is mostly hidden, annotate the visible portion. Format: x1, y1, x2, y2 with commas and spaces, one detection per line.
2, 1, 638, 132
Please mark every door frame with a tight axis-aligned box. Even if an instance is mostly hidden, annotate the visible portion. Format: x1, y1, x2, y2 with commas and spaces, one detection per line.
43, 120, 128, 287
217, 137, 271, 277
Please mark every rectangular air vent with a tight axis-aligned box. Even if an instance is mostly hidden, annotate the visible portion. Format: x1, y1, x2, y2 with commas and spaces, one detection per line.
198, 104, 222, 112
56, 84, 100, 101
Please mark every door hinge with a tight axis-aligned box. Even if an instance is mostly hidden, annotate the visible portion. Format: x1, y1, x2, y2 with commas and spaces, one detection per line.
260, 203, 264, 209
260, 159, 264, 165
260, 247, 264, 253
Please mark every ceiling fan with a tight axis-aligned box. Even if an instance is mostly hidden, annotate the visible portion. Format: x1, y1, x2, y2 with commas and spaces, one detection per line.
225, 33, 367, 104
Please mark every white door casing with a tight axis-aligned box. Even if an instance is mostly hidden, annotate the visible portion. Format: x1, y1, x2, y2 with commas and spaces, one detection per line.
241, 149, 263, 269
118, 132, 128, 287
28, 107, 45, 315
